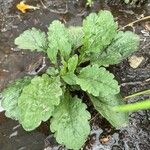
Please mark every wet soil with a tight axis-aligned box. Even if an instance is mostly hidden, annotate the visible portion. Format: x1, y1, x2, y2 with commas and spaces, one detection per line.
0, 0, 150, 150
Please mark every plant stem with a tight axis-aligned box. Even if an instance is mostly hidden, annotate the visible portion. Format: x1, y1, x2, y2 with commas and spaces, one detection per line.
118, 16, 150, 30
113, 99, 150, 112
124, 89, 150, 99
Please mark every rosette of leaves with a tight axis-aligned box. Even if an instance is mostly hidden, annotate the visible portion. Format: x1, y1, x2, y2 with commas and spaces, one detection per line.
1, 10, 140, 150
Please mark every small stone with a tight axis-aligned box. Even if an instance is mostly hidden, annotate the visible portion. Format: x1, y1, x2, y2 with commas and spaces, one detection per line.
99, 135, 111, 144
141, 29, 149, 37
128, 55, 144, 69
0, 101, 4, 112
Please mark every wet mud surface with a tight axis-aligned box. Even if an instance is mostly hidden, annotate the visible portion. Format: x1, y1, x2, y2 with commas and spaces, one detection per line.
0, 112, 46, 150
0, 0, 150, 149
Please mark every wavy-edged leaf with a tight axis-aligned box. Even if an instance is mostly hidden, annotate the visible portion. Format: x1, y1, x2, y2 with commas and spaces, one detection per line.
68, 26, 84, 49
61, 55, 78, 85
15, 28, 47, 51
82, 10, 117, 53
76, 65, 120, 97
60, 58, 68, 76
89, 94, 128, 128
1, 77, 32, 120
62, 72, 77, 85
18, 74, 62, 131
46, 67, 59, 76
91, 31, 140, 66
68, 54, 78, 72
47, 20, 71, 64
50, 93, 91, 150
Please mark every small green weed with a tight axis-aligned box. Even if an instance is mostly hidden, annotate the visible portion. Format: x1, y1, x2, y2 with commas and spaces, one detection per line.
1, 10, 140, 149
86, 0, 94, 6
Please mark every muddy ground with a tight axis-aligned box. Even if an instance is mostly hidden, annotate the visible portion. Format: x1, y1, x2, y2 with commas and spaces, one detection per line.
0, 0, 150, 150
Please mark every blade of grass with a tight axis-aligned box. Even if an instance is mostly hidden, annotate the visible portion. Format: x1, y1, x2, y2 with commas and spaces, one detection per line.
113, 99, 150, 112
124, 89, 150, 99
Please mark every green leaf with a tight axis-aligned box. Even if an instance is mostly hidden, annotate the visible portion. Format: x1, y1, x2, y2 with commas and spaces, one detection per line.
68, 54, 78, 72
1, 77, 32, 120
86, 0, 93, 6
82, 10, 117, 53
15, 28, 47, 51
60, 58, 68, 76
76, 65, 120, 97
18, 74, 62, 131
68, 26, 84, 49
89, 94, 128, 128
61, 55, 78, 85
50, 93, 91, 150
62, 72, 77, 85
91, 31, 140, 66
124, 0, 130, 4
47, 21, 71, 64
46, 67, 59, 76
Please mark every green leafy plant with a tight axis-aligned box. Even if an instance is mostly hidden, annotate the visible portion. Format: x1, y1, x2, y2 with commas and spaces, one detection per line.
1, 10, 140, 150
86, 0, 94, 6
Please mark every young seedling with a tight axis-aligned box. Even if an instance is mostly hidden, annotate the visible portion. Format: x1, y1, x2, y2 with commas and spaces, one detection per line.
1, 10, 140, 150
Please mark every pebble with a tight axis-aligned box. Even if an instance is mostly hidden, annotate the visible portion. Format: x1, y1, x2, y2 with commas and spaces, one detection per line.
128, 55, 144, 69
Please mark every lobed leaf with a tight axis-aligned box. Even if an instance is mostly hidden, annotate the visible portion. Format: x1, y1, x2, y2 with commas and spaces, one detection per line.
68, 26, 84, 49
60, 58, 68, 76
89, 94, 128, 128
18, 74, 62, 131
91, 31, 140, 66
67, 54, 78, 73
1, 77, 32, 120
46, 67, 59, 76
62, 72, 77, 85
50, 93, 91, 150
82, 10, 117, 53
47, 20, 71, 64
61, 55, 78, 85
15, 28, 47, 51
76, 65, 120, 97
